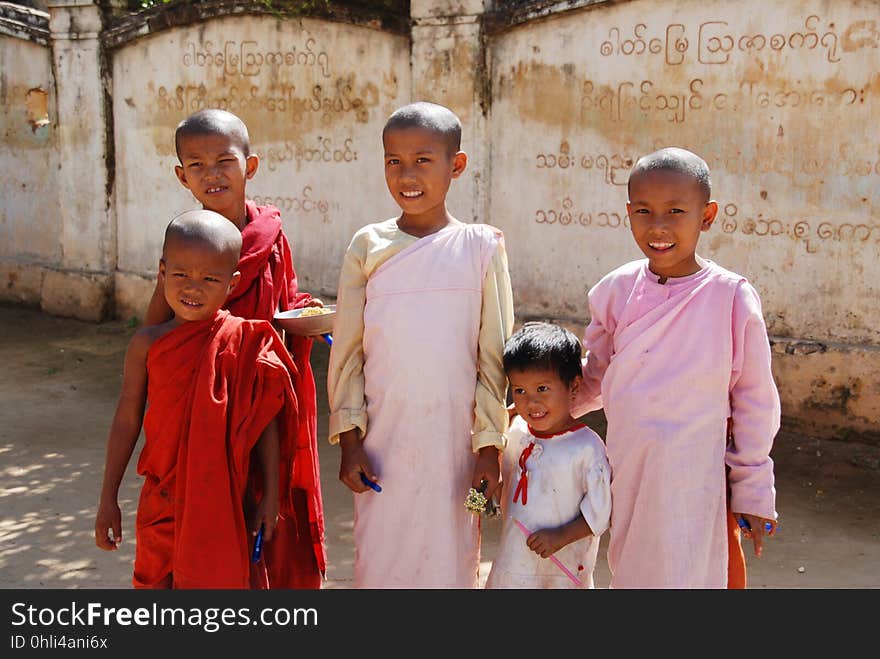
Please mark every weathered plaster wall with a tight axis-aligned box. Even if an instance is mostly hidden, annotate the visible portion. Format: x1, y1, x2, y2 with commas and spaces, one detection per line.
0, 12, 56, 305
110, 14, 410, 319
0, 0, 877, 441
490, 0, 878, 338
488, 0, 879, 439
411, 0, 491, 228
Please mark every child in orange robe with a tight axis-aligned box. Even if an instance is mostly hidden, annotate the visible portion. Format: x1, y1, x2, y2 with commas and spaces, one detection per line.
95, 210, 300, 588
144, 109, 325, 588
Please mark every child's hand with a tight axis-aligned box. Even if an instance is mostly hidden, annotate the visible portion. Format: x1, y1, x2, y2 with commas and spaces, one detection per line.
506, 403, 517, 424
526, 528, 567, 558
95, 500, 122, 551
304, 298, 324, 308
252, 493, 280, 543
472, 446, 501, 500
735, 512, 777, 557
338, 431, 379, 494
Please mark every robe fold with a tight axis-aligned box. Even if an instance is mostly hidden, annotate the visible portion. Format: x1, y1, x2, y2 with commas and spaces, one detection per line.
225, 201, 326, 588
134, 310, 299, 589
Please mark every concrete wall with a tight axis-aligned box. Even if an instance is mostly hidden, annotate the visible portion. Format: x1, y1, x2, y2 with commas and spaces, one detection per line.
110, 14, 410, 319
0, 0, 877, 442
487, 0, 879, 440
490, 0, 878, 341
0, 5, 56, 305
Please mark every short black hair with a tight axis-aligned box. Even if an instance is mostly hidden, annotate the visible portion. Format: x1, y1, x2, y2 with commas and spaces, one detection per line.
382, 101, 462, 153
163, 209, 242, 271
503, 322, 582, 385
174, 109, 250, 161
628, 146, 711, 201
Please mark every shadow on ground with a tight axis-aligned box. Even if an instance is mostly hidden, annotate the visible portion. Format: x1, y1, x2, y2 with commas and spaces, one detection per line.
1, 305, 878, 588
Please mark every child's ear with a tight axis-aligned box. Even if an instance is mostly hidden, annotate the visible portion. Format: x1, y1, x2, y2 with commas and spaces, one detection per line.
701, 200, 719, 231
174, 164, 191, 190
569, 374, 583, 399
158, 258, 166, 281
245, 154, 259, 180
451, 151, 467, 179
227, 271, 241, 295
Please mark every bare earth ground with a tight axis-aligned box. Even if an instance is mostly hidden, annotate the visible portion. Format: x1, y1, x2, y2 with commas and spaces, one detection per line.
1, 304, 878, 589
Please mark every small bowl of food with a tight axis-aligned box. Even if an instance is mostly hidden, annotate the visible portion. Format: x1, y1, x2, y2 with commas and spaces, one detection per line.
273, 305, 336, 337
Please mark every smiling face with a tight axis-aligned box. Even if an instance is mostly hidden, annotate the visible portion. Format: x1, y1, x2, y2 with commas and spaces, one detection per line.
383, 126, 466, 233
626, 169, 718, 281
174, 132, 257, 229
508, 367, 581, 436
160, 237, 240, 324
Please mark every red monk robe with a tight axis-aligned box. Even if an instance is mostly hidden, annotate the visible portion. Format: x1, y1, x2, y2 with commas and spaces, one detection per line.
225, 200, 326, 589
134, 311, 298, 588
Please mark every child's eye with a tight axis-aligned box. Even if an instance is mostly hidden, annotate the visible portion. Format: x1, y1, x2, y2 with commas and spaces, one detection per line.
386, 158, 399, 166
670, 208, 685, 214
416, 157, 431, 163
186, 162, 202, 168
513, 387, 525, 395
632, 208, 648, 214
205, 277, 220, 283
537, 385, 549, 392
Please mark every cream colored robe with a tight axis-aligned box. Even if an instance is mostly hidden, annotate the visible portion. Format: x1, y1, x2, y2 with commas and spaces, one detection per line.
328, 219, 514, 587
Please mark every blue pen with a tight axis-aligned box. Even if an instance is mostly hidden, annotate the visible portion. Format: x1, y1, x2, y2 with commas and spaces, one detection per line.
737, 517, 774, 533
251, 525, 264, 563
322, 334, 333, 346
360, 472, 382, 492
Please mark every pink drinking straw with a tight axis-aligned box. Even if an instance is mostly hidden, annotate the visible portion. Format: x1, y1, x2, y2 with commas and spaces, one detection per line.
514, 518, 582, 586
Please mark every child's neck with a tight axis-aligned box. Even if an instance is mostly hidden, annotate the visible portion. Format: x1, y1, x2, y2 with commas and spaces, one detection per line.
206, 202, 248, 231
650, 254, 707, 285
529, 416, 582, 438
396, 208, 458, 238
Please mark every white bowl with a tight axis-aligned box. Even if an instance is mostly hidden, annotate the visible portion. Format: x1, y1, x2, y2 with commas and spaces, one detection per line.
273, 305, 336, 336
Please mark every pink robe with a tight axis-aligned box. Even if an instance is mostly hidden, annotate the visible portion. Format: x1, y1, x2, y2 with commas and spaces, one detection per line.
355, 223, 501, 588
572, 259, 779, 588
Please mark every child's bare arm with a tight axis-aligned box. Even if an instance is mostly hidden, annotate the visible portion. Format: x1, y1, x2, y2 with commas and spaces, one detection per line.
527, 516, 592, 558
95, 331, 151, 550
143, 278, 173, 326
252, 415, 280, 542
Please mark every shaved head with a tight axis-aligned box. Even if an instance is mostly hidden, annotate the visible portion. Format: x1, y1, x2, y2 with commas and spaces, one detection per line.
163, 209, 242, 270
629, 147, 712, 201
383, 101, 462, 153
175, 109, 250, 160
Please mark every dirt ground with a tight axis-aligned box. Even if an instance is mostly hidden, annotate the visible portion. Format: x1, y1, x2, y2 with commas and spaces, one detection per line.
1, 304, 878, 589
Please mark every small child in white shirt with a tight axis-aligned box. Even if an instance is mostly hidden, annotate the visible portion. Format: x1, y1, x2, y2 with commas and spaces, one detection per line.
486, 322, 611, 589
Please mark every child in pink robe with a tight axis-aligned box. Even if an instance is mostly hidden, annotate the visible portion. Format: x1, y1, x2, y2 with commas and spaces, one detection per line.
572, 147, 780, 588
328, 102, 514, 588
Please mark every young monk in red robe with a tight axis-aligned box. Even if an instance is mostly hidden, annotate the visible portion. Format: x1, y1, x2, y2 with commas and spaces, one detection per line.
143, 109, 325, 589
95, 210, 300, 588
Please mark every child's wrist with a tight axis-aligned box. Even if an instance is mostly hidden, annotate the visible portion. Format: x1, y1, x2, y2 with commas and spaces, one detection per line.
338, 430, 362, 450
